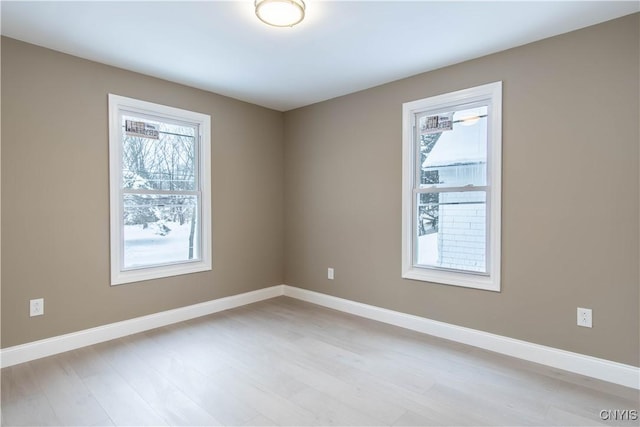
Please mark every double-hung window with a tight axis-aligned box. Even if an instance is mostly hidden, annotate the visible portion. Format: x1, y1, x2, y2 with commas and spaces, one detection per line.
108, 94, 211, 285
402, 82, 502, 291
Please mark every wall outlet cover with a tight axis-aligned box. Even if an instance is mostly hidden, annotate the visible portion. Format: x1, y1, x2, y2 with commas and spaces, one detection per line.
577, 307, 592, 328
30, 298, 44, 317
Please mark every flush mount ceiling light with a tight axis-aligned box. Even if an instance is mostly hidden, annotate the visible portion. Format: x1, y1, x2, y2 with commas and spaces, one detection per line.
255, 0, 305, 27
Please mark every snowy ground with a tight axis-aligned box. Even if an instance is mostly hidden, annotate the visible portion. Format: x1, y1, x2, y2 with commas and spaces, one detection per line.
124, 221, 195, 268
417, 232, 438, 266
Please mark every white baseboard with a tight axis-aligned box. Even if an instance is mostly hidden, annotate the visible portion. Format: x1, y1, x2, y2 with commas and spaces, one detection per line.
283, 285, 640, 390
0, 285, 284, 368
2, 283, 637, 390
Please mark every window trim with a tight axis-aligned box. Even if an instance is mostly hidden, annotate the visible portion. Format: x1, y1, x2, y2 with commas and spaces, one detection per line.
108, 94, 212, 285
401, 82, 502, 291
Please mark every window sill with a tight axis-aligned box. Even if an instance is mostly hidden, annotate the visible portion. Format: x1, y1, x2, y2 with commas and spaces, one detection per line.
111, 260, 212, 286
402, 266, 500, 292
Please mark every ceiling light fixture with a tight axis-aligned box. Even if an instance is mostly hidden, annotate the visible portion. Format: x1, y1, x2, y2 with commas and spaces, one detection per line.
458, 112, 487, 126
255, 0, 305, 27
460, 115, 480, 126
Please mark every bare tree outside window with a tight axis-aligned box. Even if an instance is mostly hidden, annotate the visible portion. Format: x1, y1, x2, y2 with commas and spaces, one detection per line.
121, 117, 200, 268
418, 132, 441, 236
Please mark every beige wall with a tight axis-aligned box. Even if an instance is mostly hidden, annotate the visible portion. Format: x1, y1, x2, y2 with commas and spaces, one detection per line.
284, 14, 640, 366
1, 37, 284, 347
2, 14, 639, 367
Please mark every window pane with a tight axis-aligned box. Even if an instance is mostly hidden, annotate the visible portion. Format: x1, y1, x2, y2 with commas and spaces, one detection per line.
123, 194, 199, 269
122, 115, 197, 191
418, 106, 487, 188
416, 191, 487, 273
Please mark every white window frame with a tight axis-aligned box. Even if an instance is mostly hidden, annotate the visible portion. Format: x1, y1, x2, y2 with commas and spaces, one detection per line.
401, 82, 502, 291
108, 94, 212, 285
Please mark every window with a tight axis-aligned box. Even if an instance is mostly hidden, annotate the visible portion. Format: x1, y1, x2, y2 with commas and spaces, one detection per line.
108, 94, 211, 285
402, 82, 502, 291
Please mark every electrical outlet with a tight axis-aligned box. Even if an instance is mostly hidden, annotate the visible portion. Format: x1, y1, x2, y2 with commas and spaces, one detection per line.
30, 298, 44, 317
328, 267, 334, 280
577, 307, 592, 328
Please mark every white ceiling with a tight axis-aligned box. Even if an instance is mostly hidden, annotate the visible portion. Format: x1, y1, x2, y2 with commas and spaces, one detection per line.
2, 1, 638, 111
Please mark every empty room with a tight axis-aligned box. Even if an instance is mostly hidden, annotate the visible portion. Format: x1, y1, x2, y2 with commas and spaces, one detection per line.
1, 1, 639, 426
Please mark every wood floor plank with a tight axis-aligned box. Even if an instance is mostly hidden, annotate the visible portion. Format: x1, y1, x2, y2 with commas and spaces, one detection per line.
27, 355, 113, 426
391, 409, 442, 427
202, 314, 458, 419
125, 334, 259, 426
289, 385, 384, 426
1, 363, 43, 403
81, 372, 168, 426
255, 348, 408, 424
1, 392, 62, 426
205, 366, 321, 426
65, 345, 115, 380
545, 405, 609, 426
240, 414, 279, 426
2, 296, 638, 426
96, 338, 224, 426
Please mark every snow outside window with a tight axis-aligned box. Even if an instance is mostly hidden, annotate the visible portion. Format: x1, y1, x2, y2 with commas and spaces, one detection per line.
402, 82, 502, 291
108, 95, 211, 285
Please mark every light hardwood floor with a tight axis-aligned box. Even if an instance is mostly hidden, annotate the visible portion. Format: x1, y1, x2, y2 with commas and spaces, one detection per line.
2, 296, 639, 426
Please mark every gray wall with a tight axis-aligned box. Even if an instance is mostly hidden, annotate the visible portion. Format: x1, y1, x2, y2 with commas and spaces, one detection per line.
283, 14, 639, 366
1, 37, 284, 347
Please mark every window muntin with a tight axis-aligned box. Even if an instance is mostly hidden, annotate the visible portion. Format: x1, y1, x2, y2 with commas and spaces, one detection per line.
402, 82, 501, 291
109, 95, 211, 285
